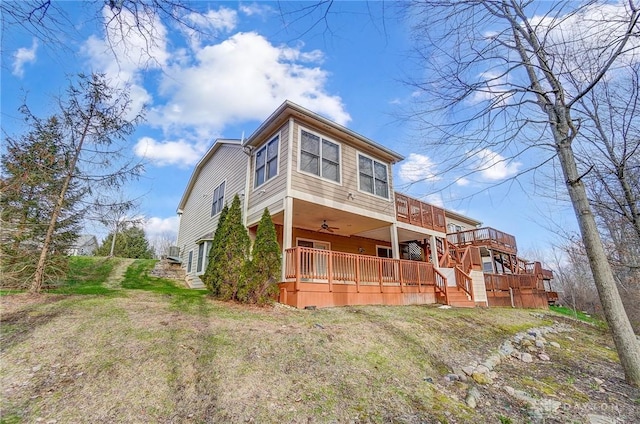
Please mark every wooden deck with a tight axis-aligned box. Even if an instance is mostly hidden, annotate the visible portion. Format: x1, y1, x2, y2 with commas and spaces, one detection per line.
280, 247, 451, 309
446, 227, 518, 255
395, 193, 447, 233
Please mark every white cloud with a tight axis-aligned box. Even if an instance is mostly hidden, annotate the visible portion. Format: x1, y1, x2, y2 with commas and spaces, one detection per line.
145, 216, 179, 239
398, 153, 440, 183
12, 39, 38, 77
472, 149, 521, 181
239, 3, 274, 17
185, 8, 238, 33
181, 8, 238, 50
424, 193, 444, 208
455, 177, 470, 186
469, 71, 512, 105
82, 5, 169, 118
530, 2, 640, 80
151, 31, 350, 136
134, 136, 207, 167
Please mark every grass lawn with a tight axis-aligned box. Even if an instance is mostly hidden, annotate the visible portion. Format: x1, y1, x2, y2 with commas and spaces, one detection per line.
1, 257, 638, 423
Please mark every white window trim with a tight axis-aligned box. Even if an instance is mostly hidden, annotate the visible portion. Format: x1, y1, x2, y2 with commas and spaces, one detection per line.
297, 126, 343, 186
376, 245, 393, 259
211, 179, 227, 217
196, 240, 212, 275
356, 151, 390, 200
253, 135, 280, 190
296, 238, 331, 250
196, 242, 205, 274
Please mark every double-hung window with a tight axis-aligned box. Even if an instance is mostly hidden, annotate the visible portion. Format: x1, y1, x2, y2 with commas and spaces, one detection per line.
187, 250, 193, 273
196, 243, 205, 273
358, 154, 389, 199
300, 129, 340, 183
211, 181, 225, 216
255, 136, 279, 188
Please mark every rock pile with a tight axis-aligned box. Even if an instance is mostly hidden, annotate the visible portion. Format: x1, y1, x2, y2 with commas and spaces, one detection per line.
149, 259, 185, 282
441, 321, 574, 422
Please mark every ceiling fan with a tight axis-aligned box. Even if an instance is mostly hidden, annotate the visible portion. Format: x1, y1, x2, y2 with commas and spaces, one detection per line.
318, 220, 339, 233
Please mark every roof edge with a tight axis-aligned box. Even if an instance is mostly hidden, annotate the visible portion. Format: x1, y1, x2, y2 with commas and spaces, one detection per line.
244, 100, 405, 163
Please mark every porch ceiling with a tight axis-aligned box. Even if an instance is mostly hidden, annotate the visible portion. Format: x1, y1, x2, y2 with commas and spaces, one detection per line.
272, 199, 393, 241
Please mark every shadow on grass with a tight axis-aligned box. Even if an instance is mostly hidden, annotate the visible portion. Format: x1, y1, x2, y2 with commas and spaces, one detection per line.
49, 257, 120, 296
0, 297, 66, 353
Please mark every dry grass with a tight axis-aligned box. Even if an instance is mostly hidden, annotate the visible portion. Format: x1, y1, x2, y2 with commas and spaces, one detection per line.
1, 267, 638, 423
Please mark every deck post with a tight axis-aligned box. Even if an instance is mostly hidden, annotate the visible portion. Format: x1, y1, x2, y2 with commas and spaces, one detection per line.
294, 247, 300, 293
378, 258, 384, 293
399, 260, 404, 293
328, 251, 333, 292
390, 223, 400, 262
355, 255, 361, 293
430, 235, 439, 268
282, 196, 294, 282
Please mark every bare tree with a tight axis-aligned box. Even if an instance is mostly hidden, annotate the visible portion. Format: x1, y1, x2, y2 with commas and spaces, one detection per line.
404, 0, 640, 386
1, 1, 208, 63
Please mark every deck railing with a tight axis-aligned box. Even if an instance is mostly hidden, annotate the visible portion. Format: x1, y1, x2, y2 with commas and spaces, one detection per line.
285, 247, 446, 293
395, 193, 447, 233
447, 227, 518, 254
484, 273, 543, 291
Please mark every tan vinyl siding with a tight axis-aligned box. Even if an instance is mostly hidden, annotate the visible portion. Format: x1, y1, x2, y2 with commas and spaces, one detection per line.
446, 217, 474, 233
247, 123, 288, 211
290, 121, 395, 219
247, 197, 284, 226
176, 144, 247, 280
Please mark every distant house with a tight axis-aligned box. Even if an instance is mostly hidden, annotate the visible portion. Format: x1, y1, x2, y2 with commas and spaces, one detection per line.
68, 234, 98, 256
176, 100, 554, 309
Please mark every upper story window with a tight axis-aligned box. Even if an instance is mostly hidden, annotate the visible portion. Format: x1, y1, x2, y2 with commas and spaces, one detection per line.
211, 181, 225, 216
299, 129, 341, 183
358, 153, 389, 199
255, 136, 279, 188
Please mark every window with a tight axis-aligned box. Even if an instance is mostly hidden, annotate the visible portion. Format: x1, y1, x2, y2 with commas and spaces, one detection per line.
196, 241, 212, 274
377, 246, 392, 258
211, 181, 225, 216
255, 136, 279, 188
300, 129, 340, 183
196, 243, 205, 273
187, 250, 193, 273
448, 223, 463, 233
358, 154, 389, 199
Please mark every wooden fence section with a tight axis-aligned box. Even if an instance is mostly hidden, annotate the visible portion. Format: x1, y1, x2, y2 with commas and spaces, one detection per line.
446, 227, 518, 255
484, 273, 548, 309
281, 247, 447, 308
395, 193, 447, 233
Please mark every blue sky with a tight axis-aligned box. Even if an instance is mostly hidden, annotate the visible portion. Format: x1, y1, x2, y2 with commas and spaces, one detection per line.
1, 1, 580, 258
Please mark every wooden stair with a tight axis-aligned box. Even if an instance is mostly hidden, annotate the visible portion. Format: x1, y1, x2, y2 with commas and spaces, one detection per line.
442, 286, 476, 308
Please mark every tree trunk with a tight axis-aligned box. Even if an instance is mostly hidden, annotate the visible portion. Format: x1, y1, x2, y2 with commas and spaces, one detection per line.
31, 175, 73, 293
556, 134, 640, 387
109, 226, 118, 257
30, 106, 93, 293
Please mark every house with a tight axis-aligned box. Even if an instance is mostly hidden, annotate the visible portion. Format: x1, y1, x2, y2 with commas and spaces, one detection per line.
176, 101, 553, 308
68, 234, 98, 256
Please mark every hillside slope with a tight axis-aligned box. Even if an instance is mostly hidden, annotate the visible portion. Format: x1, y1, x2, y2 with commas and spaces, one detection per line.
1, 259, 638, 423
